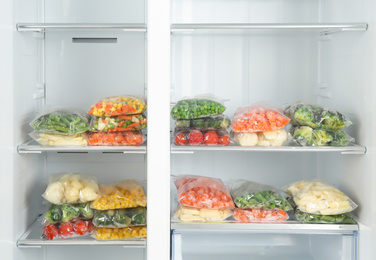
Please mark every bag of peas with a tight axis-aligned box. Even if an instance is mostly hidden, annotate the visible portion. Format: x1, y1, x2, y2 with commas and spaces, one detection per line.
171, 94, 226, 120
230, 180, 292, 211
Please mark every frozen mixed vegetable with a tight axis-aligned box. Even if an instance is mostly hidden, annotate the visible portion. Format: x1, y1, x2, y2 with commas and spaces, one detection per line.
175, 204, 232, 222
93, 226, 147, 240
175, 114, 231, 130
88, 95, 146, 117
174, 129, 231, 146
89, 114, 147, 132
93, 207, 146, 228
29, 132, 88, 146
43, 203, 94, 224
87, 131, 145, 146
291, 126, 354, 146
233, 129, 288, 147
42, 219, 94, 240
233, 208, 289, 222
294, 209, 356, 224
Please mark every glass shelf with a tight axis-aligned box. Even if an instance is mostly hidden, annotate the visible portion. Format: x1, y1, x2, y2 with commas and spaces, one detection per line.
17, 23, 147, 32
18, 218, 146, 248
171, 143, 366, 155
17, 140, 146, 154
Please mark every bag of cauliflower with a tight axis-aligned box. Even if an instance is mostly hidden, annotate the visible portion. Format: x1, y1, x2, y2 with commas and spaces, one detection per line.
232, 129, 289, 147
285, 180, 358, 215
42, 173, 100, 205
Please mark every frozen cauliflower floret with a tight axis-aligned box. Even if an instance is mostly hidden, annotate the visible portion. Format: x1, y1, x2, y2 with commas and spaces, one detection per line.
65, 186, 80, 203
43, 182, 65, 204
79, 186, 100, 202
257, 129, 288, 147
70, 179, 84, 190
234, 132, 258, 146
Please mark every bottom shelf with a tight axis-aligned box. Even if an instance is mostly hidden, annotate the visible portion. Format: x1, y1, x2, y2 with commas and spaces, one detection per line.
18, 218, 147, 248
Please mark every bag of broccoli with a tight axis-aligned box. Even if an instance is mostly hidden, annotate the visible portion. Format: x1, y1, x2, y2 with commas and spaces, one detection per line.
294, 209, 356, 224
285, 102, 352, 130
175, 114, 231, 130
42, 203, 94, 224
93, 207, 146, 228
290, 126, 354, 146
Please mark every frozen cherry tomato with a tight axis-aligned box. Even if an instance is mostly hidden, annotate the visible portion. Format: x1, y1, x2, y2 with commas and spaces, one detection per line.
188, 130, 204, 145
174, 133, 187, 145
43, 224, 58, 240
204, 131, 219, 145
58, 222, 74, 238
74, 221, 89, 235
219, 135, 231, 146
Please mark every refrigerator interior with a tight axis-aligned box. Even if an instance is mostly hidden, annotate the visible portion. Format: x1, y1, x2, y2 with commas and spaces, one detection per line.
12, 0, 147, 259
170, 0, 375, 259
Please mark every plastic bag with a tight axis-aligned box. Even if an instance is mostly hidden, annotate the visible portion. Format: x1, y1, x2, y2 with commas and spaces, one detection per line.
174, 175, 234, 209
42, 219, 94, 240
175, 114, 231, 130
174, 129, 232, 146
29, 131, 88, 146
233, 208, 289, 222
93, 226, 147, 240
171, 94, 226, 120
91, 179, 147, 210
43, 203, 94, 224
232, 105, 290, 133
174, 204, 232, 222
284, 102, 352, 130
88, 95, 147, 117
230, 180, 292, 211
30, 108, 90, 135
285, 180, 358, 215
290, 126, 354, 147
93, 207, 146, 228
42, 173, 100, 205
233, 129, 289, 147
89, 114, 147, 132
294, 209, 356, 224
87, 131, 145, 146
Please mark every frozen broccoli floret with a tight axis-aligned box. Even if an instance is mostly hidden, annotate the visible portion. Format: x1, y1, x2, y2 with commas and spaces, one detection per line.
322, 111, 348, 130
76, 203, 94, 219
293, 107, 318, 128
61, 204, 80, 222
330, 130, 352, 146
313, 129, 333, 146
293, 126, 314, 145
113, 211, 132, 227
45, 204, 62, 223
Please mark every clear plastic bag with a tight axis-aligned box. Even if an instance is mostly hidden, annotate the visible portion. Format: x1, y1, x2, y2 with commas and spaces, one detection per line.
233, 208, 289, 222
42, 219, 94, 240
294, 209, 356, 224
29, 131, 88, 146
230, 180, 292, 211
174, 175, 234, 209
174, 204, 232, 222
87, 131, 145, 146
174, 129, 232, 146
285, 180, 358, 215
88, 95, 147, 117
42, 173, 100, 205
43, 203, 94, 225
90, 179, 147, 210
232, 104, 290, 133
30, 108, 90, 135
284, 102, 352, 130
290, 126, 354, 146
171, 94, 226, 120
93, 207, 146, 228
89, 114, 147, 132
175, 114, 231, 130
233, 129, 289, 147
93, 226, 147, 240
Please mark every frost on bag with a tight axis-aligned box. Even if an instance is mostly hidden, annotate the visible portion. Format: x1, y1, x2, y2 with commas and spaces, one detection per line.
42, 173, 100, 205
294, 209, 356, 224
29, 131, 87, 146
30, 107, 90, 135
233, 129, 289, 147
93, 207, 146, 228
174, 175, 234, 209
174, 129, 232, 146
93, 226, 147, 240
87, 131, 145, 146
174, 204, 232, 222
230, 180, 292, 211
42, 219, 94, 240
232, 104, 290, 133
233, 208, 289, 222
290, 126, 354, 147
88, 95, 147, 117
284, 102, 352, 130
175, 114, 231, 130
171, 94, 226, 120
89, 114, 147, 132
43, 202, 94, 225
90, 179, 147, 210
285, 180, 358, 215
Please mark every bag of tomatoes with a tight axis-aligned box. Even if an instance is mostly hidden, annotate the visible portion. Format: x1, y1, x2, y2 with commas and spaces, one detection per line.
88, 131, 145, 146
174, 129, 232, 146
42, 219, 94, 240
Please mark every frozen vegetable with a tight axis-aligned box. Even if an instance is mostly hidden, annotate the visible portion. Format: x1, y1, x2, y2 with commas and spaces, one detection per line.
30, 108, 90, 135
232, 105, 290, 133
89, 114, 147, 132
42, 219, 94, 240
284, 102, 352, 130
42, 173, 100, 205
43, 203, 94, 224
87, 131, 145, 146
171, 95, 226, 120
30, 132, 88, 146
175, 114, 231, 130
175, 204, 232, 222
174, 129, 231, 146
233, 208, 289, 222
88, 95, 146, 117
231, 180, 292, 211
294, 209, 356, 224
93, 226, 147, 240
93, 207, 146, 228
233, 129, 288, 147
285, 180, 358, 215
174, 175, 234, 209
291, 126, 354, 146
91, 179, 147, 210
